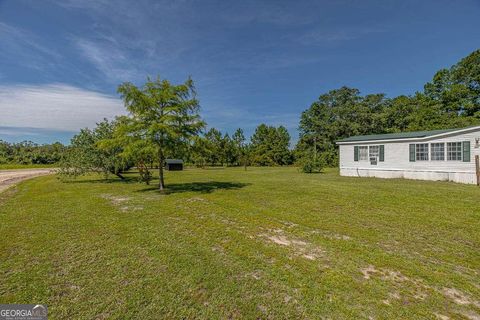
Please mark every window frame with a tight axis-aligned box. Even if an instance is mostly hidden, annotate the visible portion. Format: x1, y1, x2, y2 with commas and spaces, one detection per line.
369, 145, 380, 165
369, 145, 380, 159
430, 142, 445, 161
415, 143, 429, 161
447, 142, 462, 161
358, 146, 368, 161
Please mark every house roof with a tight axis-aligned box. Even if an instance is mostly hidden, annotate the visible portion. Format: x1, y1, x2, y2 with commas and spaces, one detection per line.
165, 159, 183, 164
336, 125, 480, 144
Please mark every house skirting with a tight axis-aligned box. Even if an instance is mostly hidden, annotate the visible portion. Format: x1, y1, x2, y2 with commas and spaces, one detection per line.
340, 168, 476, 184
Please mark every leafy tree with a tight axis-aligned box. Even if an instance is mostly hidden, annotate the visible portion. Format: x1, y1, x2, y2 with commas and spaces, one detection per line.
250, 124, 275, 166
296, 87, 383, 166
204, 128, 223, 166
297, 51, 480, 168
271, 126, 292, 165
98, 115, 157, 184
297, 154, 324, 173
189, 127, 249, 168
425, 49, 480, 117
117, 76, 205, 191
59, 119, 130, 179
190, 136, 211, 168
232, 128, 245, 150
232, 128, 248, 168
295, 131, 325, 174
384, 93, 478, 132
250, 124, 292, 166
382, 95, 417, 132
222, 133, 237, 166
0, 140, 65, 165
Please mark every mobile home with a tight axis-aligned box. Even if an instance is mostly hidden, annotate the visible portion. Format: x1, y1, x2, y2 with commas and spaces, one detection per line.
336, 126, 480, 184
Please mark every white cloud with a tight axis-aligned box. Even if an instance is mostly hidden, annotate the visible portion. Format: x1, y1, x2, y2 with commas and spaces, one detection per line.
0, 22, 63, 71
0, 84, 124, 131
0, 22, 61, 59
63, 1, 194, 84
74, 38, 139, 82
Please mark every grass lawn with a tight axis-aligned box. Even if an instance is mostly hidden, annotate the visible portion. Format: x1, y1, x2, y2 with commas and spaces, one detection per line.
0, 163, 57, 170
0, 167, 479, 319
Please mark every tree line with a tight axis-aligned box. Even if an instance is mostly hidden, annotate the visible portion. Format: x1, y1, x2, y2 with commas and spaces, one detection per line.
60, 78, 294, 190
60, 116, 294, 189
296, 49, 480, 167
189, 125, 292, 167
3, 49, 479, 183
0, 140, 65, 165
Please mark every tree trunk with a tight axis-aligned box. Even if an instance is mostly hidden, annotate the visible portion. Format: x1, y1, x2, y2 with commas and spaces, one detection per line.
158, 149, 165, 191
110, 169, 125, 180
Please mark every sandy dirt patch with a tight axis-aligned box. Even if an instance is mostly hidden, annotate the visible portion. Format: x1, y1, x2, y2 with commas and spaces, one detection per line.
361, 265, 412, 283
267, 235, 307, 247
100, 194, 143, 212
0, 169, 54, 193
460, 310, 480, 320
262, 229, 325, 261
361, 265, 379, 279
442, 288, 480, 307
186, 197, 207, 203
361, 264, 480, 313
308, 229, 352, 241
433, 313, 450, 320
101, 194, 131, 204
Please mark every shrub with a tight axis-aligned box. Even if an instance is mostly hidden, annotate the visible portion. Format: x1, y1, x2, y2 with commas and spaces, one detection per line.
298, 156, 324, 173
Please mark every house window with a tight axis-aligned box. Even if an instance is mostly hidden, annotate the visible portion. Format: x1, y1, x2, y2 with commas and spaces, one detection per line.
359, 146, 368, 161
430, 143, 445, 161
369, 145, 379, 159
415, 143, 429, 161
369, 145, 379, 165
447, 142, 462, 161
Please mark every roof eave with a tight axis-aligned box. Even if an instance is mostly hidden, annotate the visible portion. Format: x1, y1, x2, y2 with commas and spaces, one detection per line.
336, 125, 480, 145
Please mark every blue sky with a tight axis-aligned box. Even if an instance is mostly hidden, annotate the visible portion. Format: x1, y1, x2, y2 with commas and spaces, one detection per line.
1, 0, 479, 145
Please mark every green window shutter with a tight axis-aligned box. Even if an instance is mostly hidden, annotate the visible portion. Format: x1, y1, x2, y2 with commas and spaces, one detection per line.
354, 146, 359, 161
409, 144, 416, 162
463, 141, 470, 162
379, 145, 384, 162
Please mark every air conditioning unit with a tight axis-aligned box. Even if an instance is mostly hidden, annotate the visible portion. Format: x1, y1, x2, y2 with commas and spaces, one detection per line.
370, 156, 378, 165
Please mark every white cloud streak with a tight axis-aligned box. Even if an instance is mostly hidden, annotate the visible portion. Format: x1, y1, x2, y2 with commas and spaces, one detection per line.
0, 22, 62, 71
0, 22, 61, 59
74, 38, 138, 82
0, 84, 124, 131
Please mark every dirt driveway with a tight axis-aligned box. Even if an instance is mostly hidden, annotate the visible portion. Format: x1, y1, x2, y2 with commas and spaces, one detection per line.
0, 169, 55, 193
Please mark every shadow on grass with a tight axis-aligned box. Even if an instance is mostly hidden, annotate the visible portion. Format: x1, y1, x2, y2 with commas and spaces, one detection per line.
60, 176, 140, 184
60, 175, 250, 194
136, 181, 250, 194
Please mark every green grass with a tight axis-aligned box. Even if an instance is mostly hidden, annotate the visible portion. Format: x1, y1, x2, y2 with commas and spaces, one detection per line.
0, 163, 57, 170
0, 167, 479, 319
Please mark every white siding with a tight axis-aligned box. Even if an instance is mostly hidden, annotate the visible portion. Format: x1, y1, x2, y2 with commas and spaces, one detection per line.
338, 128, 480, 184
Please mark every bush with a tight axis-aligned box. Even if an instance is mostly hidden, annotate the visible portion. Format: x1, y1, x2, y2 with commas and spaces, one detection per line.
298, 156, 324, 173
